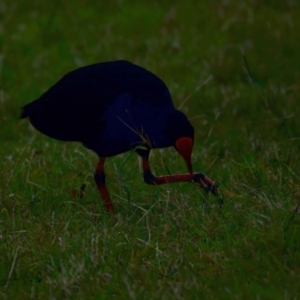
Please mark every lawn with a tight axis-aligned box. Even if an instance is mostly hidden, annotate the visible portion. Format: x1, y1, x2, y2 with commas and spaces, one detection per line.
1, 1, 300, 299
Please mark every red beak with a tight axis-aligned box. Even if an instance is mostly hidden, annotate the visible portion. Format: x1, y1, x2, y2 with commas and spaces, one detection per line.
175, 137, 194, 174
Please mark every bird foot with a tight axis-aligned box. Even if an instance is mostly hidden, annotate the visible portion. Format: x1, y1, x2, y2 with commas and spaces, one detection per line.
192, 173, 220, 196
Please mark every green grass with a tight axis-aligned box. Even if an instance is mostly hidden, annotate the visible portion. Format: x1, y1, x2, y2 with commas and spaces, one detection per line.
1, 0, 300, 298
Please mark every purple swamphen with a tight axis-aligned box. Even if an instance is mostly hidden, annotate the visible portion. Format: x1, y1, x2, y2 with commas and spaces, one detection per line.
20, 60, 219, 212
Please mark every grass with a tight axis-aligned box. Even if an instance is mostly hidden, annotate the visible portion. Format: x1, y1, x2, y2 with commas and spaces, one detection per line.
1, 0, 300, 298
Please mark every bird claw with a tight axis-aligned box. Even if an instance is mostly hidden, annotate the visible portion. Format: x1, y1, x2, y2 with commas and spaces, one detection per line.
192, 173, 220, 196
205, 183, 220, 196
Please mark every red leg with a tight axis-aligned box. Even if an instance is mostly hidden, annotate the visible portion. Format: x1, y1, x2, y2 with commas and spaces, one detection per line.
94, 157, 114, 212
139, 149, 219, 196
141, 156, 193, 183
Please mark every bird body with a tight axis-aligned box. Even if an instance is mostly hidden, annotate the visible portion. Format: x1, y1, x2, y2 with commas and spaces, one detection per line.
21, 60, 219, 212
21, 60, 185, 156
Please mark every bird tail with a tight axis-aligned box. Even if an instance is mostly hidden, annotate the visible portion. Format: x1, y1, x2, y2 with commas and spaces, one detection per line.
20, 99, 44, 119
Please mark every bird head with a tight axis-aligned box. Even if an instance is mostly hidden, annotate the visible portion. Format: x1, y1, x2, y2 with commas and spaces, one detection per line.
165, 110, 194, 174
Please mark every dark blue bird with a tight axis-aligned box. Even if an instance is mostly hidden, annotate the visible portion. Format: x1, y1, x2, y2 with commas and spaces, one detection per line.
20, 60, 219, 211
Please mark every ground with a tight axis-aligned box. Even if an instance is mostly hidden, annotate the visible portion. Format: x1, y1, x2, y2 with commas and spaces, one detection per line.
1, 1, 300, 299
